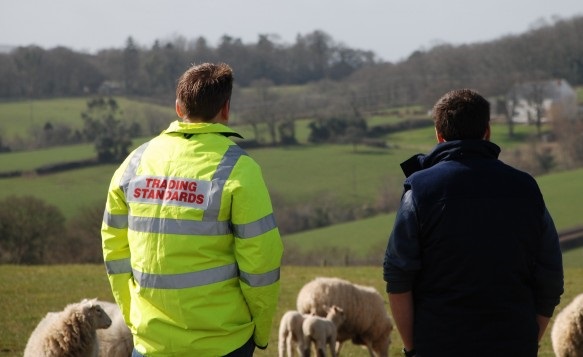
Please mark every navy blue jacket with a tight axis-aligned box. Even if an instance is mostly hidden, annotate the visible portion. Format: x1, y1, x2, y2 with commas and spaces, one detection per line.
383, 140, 563, 356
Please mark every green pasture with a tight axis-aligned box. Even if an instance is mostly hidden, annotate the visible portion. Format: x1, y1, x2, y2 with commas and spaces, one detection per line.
0, 265, 581, 357
284, 167, 583, 259
0, 120, 545, 174
0, 141, 421, 218
0, 164, 118, 217
0, 143, 96, 172
0, 97, 175, 139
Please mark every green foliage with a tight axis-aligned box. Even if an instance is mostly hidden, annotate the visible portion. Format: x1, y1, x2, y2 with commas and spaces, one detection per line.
307, 116, 367, 144
1, 265, 581, 357
82, 97, 133, 162
0, 196, 65, 264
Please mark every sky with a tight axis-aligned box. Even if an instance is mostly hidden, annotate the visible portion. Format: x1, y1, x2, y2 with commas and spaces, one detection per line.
1, 0, 582, 63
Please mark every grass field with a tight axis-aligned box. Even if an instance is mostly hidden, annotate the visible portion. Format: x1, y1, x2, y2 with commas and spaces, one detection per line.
0, 265, 580, 357
0, 117, 556, 217
282, 167, 583, 259
0, 97, 175, 139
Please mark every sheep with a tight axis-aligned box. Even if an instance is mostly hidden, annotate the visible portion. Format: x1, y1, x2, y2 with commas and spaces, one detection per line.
95, 300, 133, 357
302, 305, 345, 357
24, 298, 112, 357
279, 310, 310, 357
297, 277, 393, 357
551, 293, 583, 357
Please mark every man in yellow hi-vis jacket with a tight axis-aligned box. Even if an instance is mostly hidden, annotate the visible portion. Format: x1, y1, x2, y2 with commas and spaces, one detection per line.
102, 63, 283, 357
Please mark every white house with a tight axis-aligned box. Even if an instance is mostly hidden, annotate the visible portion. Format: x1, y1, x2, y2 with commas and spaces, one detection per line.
507, 79, 578, 123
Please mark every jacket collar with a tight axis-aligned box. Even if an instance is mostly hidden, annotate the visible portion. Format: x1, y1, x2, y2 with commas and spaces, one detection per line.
400, 140, 501, 178
164, 120, 243, 139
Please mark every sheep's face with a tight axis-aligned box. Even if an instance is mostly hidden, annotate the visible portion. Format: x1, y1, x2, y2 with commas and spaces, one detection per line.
90, 304, 112, 329
326, 305, 345, 327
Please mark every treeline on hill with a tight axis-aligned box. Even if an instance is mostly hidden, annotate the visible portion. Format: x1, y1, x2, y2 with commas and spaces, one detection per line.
0, 30, 375, 100
2, 15, 583, 154
0, 15, 581, 108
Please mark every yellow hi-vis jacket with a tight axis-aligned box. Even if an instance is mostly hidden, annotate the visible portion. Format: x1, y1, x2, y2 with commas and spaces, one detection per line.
101, 120, 283, 357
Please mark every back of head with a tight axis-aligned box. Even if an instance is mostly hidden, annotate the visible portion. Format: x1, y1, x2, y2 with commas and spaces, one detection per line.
433, 88, 490, 141
175, 62, 233, 121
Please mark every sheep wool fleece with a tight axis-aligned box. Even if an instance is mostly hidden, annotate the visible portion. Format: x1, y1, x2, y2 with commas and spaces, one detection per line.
102, 120, 283, 357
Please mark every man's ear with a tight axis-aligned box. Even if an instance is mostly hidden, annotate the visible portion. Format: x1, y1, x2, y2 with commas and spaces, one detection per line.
483, 124, 491, 141
175, 100, 184, 118
220, 100, 230, 121
435, 128, 446, 143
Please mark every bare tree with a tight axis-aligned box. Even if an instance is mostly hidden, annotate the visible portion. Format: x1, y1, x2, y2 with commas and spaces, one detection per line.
525, 80, 548, 138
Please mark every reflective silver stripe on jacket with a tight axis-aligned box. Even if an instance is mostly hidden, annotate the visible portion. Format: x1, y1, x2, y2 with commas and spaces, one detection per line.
120, 142, 150, 195
203, 145, 247, 221
233, 214, 277, 238
125, 213, 277, 237
240, 267, 280, 287
106, 258, 281, 288
130, 264, 279, 289
129, 216, 231, 236
103, 211, 128, 229
133, 263, 238, 289
105, 258, 132, 274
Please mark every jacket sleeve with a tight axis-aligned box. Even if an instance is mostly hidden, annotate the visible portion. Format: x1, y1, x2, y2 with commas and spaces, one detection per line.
230, 157, 283, 348
101, 162, 133, 326
383, 189, 422, 293
533, 207, 564, 317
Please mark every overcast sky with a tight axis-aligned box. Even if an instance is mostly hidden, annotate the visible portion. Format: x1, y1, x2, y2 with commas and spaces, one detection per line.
1, 0, 582, 62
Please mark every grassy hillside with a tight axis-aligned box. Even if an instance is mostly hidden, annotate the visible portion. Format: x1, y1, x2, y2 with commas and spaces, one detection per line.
284, 167, 583, 258
1, 265, 581, 357
0, 97, 175, 139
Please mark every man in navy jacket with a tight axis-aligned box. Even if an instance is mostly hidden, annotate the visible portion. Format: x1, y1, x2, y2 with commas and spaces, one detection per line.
383, 89, 564, 357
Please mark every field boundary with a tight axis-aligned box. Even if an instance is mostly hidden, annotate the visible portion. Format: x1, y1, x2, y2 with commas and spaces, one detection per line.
559, 226, 583, 251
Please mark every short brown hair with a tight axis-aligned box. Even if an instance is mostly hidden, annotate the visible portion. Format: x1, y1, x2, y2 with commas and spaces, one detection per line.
175, 63, 233, 121
433, 89, 490, 141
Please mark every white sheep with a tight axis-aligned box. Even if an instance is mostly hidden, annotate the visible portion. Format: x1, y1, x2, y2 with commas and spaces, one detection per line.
23, 298, 112, 357
297, 277, 393, 357
95, 300, 133, 357
279, 310, 310, 357
551, 293, 583, 357
302, 305, 345, 357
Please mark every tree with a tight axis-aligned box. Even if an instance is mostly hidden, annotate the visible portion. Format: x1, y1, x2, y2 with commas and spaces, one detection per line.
61, 202, 105, 263
82, 96, 133, 162
500, 94, 516, 138
0, 196, 65, 264
524, 80, 548, 138
123, 37, 140, 94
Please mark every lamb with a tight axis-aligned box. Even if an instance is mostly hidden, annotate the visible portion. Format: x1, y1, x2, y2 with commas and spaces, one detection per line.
95, 300, 133, 357
297, 277, 393, 357
279, 310, 309, 357
551, 293, 583, 357
23, 298, 112, 357
302, 305, 345, 357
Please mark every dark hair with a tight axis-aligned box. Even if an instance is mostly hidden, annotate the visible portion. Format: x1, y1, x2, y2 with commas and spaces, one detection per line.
175, 63, 233, 121
433, 89, 490, 141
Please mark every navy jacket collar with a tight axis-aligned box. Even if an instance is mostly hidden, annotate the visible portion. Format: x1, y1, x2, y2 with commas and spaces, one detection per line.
400, 140, 501, 178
